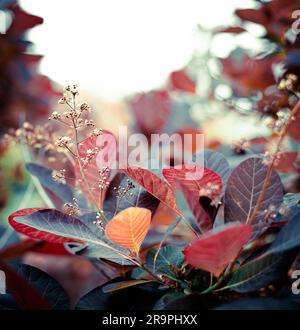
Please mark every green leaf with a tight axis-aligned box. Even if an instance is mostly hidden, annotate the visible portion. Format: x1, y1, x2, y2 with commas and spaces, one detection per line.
147, 245, 184, 278
131, 267, 148, 279
282, 193, 300, 208
267, 207, 300, 254
225, 251, 297, 292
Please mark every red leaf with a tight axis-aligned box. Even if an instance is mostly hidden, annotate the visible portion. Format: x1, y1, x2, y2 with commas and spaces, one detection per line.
29, 241, 71, 256
184, 223, 253, 277
162, 165, 222, 201
163, 165, 222, 232
289, 111, 300, 142
221, 54, 279, 94
0, 240, 43, 261
276, 151, 299, 173
7, 6, 43, 36
8, 208, 81, 244
0, 260, 51, 310
169, 70, 196, 94
123, 167, 181, 215
235, 8, 267, 26
130, 90, 171, 137
75, 131, 117, 205
217, 27, 247, 34
216, 26, 247, 34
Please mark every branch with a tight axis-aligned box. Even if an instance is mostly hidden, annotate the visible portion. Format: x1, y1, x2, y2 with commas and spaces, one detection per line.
248, 98, 300, 225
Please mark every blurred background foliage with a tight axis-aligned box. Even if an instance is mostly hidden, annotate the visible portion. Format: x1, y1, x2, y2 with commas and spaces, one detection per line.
1, 0, 300, 224
1, 0, 300, 305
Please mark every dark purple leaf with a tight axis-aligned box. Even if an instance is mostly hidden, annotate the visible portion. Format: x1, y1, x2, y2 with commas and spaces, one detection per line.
224, 157, 283, 224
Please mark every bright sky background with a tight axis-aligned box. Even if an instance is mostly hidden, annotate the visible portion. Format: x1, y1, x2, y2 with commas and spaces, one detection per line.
20, 0, 256, 100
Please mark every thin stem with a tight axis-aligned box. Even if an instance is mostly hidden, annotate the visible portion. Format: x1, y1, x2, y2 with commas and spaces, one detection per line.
69, 94, 101, 212
201, 274, 225, 294
179, 213, 200, 238
140, 263, 163, 283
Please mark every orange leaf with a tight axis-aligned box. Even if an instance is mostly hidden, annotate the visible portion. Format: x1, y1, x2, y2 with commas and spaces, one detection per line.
105, 207, 151, 254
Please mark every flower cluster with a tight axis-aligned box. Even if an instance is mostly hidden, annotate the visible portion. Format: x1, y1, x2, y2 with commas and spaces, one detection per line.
199, 182, 220, 200
98, 167, 110, 190
265, 110, 292, 134
81, 147, 100, 169
262, 149, 281, 166
278, 74, 298, 92
93, 212, 105, 231
113, 179, 135, 200
52, 169, 66, 184
4, 122, 63, 162
63, 198, 80, 216
232, 138, 251, 154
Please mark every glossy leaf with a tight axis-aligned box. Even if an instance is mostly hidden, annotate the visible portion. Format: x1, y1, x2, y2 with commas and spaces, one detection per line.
163, 165, 222, 201
9, 209, 133, 265
184, 223, 252, 277
224, 157, 283, 224
105, 207, 151, 254
147, 245, 184, 277
9, 208, 96, 244
123, 167, 181, 215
